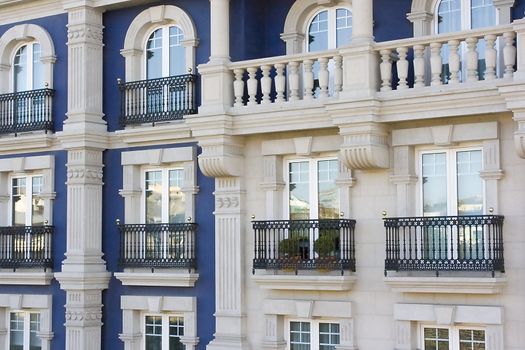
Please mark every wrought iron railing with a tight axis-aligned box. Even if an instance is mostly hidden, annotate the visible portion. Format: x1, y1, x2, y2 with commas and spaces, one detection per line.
384, 215, 504, 276
118, 74, 197, 126
252, 219, 356, 274
0, 88, 54, 135
0, 226, 54, 269
118, 223, 197, 269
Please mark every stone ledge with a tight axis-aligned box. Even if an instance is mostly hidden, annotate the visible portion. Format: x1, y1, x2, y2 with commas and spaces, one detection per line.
384, 276, 507, 294
0, 133, 55, 154
252, 274, 356, 291
115, 272, 199, 287
113, 121, 192, 147
0, 271, 54, 285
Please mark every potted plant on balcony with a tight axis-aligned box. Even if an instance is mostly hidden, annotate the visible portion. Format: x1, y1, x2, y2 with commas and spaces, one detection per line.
314, 230, 340, 260
278, 236, 309, 260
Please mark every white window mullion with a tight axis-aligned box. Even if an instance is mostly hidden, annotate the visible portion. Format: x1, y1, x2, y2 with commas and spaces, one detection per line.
327, 8, 336, 49
26, 175, 32, 227
162, 316, 169, 350
447, 150, 457, 216
26, 44, 34, 91
161, 27, 170, 78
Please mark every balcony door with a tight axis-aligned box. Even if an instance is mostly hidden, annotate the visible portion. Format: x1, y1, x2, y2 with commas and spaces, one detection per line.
421, 149, 484, 260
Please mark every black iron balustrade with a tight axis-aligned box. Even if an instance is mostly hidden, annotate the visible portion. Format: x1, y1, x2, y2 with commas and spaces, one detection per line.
384, 215, 504, 276
118, 223, 197, 269
118, 74, 197, 126
0, 226, 54, 269
0, 88, 54, 135
252, 219, 356, 274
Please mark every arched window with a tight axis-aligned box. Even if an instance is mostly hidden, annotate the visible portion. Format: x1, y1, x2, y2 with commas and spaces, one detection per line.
436, 0, 496, 34
307, 7, 352, 52
145, 25, 186, 80
13, 42, 45, 92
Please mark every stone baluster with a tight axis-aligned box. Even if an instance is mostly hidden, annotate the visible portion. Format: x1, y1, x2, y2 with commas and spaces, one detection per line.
484, 34, 497, 80
503, 31, 516, 79
260, 65, 272, 104
247, 67, 258, 105
233, 68, 245, 107
413, 44, 426, 88
318, 57, 330, 98
288, 61, 300, 101
448, 40, 461, 84
379, 49, 392, 91
466, 37, 479, 82
303, 59, 314, 100
396, 47, 409, 90
274, 63, 286, 102
333, 55, 343, 95
430, 42, 443, 86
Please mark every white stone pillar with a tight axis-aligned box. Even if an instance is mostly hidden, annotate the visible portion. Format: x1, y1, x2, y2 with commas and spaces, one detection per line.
210, 0, 230, 63
390, 146, 417, 217
352, 0, 374, 44
493, 0, 515, 25
55, 4, 110, 350
198, 136, 250, 350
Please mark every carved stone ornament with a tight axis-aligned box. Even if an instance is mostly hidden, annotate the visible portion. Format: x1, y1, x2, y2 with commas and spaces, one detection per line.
339, 123, 389, 169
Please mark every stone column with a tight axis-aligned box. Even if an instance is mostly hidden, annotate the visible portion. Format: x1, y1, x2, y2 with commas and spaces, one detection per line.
55, 4, 110, 350
351, 0, 374, 44
493, 0, 515, 25
210, 0, 230, 63
198, 136, 250, 350
390, 146, 417, 217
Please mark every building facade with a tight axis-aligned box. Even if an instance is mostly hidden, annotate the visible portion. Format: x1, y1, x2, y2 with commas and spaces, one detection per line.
0, 0, 524, 349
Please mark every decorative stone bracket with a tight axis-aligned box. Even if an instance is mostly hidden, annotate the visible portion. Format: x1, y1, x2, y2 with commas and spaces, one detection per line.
498, 82, 525, 158
339, 122, 389, 169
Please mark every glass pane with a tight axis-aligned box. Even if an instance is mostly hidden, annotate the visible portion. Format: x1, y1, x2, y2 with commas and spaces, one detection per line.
308, 11, 328, 52
145, 171, 163, 224
457, 150, 483, 215
30, 313, 41, 350
145, 316, 162, 350
12, 178, 27, 226
32, 43, 44, 89
32, 176, 44, 225
169, 316, 185, 350
422, 153, 447, 216
437, 0, 461, 34
146, 28, 163, 79
290, 322, 311, 350
424, 327, 449, 350
289, 162, 310, 220
10, 312, 24, 350
14, 45, 28, 92
336, 8, 352, 47
318, 160, 339, 219
169, 169, 185, 223
471, 0, 495, 29
319, 322, 340, 350
169, 26, 186, 76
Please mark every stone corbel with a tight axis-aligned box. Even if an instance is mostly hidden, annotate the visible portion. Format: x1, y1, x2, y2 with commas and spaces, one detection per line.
339, 122, 390, 169
198, 136, 244, 178
498, 83, 525, 158
514, 112, 525, 158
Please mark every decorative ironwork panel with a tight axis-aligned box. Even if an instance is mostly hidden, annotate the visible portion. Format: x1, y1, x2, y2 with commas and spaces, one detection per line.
118, 74, 197, 126
0, 89, 54, 135
118, 223, 197, 269
0, 226, 54, 269
384, 215, 504, 275
252, 219, 356, 274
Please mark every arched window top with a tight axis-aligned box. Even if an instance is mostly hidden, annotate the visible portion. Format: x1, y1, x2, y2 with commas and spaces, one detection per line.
282, 0, 352, 54
0, 24, 55, 93
122, 5, 198, 81
435, 0, 496, 33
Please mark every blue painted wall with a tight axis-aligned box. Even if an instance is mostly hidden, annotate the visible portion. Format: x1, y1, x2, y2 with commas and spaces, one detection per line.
0, 150, 68, 350
102, 1, 210, 132
101, 143, 216, 350
0, 14, 68, 132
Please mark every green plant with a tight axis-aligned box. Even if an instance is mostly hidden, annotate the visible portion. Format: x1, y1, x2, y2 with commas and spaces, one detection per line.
314, 231, 340, 258
278, 236, 308, 258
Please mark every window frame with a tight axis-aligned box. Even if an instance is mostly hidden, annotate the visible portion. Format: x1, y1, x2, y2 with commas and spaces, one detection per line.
143, 24, 186, 80
9, 173, 45, 227
434, 0, 498, 34
305, 6, 352, 52
285, 318, 341, 350
417, 146, 486, 217
11, 41, 44, 93
419, 324, 487, 350
8, 310, 41, 350
142, 313, 185, 350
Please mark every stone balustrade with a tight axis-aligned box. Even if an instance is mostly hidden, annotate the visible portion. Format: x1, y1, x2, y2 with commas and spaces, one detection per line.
375, 25, 517, 91
229, 50, 343, 107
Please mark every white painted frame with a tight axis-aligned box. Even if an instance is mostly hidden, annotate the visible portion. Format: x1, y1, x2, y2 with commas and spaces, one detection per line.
0, 294, 53, 350
419, 324, 487, 350
0, 24, 56, 94
142, 313, 184, 350
433, 0, 499, 33
285, 318, 341, 350
8, 310, 42, 350
121, 5, 199, 82
305, 6, 353, 52
9, 174, 45, 226
143, 25, 185, 79
119, 295, 198, 350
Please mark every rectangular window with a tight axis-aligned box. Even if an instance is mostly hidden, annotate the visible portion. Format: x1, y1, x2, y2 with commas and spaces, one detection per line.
9, 312, 41, 350
11, 175, 44, 226
288, 320, 340, 350
144, 168, 185, 224
422, 326, 485, 350
144, 315, 185, 350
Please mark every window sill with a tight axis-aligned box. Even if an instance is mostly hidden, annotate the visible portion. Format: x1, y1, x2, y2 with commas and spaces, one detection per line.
252, 273, 356, 291
384, 276, 507, 294
0, 132, 54, 154
0, 270, 54, 285
114, 271, 199, 287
